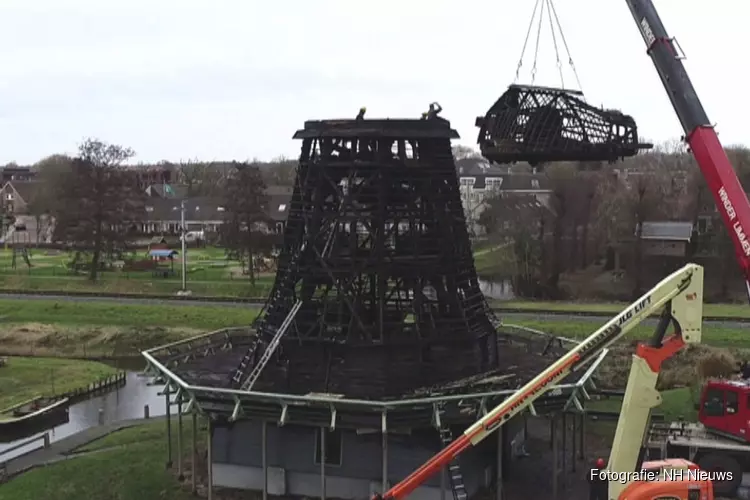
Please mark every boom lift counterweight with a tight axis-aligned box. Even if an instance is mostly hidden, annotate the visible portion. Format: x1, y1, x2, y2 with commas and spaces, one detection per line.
625, 0, 750, 302
374, 263, 708, 500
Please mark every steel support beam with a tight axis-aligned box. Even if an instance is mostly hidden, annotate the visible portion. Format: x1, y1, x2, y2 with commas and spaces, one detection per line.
207, 419, 213, 500
262, 420, 268, 500
177, 390, 184, 480
165, 391, 172, 468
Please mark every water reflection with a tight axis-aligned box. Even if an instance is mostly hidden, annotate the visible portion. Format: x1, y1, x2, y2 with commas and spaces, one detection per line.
478, 278, 515, 300
0, 371, 164, 461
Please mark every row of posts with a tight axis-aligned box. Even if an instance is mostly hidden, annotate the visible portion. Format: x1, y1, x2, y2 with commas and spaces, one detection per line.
158, 389, 477, 500
549, 412, 587, 499
162, 389, 203, 496
160, 390, 586, 500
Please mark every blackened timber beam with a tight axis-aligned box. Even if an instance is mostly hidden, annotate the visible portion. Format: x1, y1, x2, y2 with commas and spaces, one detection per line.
312, 245, 368, 334
293, 119, 459, 140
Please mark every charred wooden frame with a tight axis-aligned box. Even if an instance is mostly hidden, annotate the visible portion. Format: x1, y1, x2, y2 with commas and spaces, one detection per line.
141, 325, 609, 429
476, 84, 653, 165
231, 118, 501, 400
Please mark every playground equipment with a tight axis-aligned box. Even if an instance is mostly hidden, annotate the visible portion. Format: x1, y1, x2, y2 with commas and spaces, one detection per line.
9, 224, 31, 270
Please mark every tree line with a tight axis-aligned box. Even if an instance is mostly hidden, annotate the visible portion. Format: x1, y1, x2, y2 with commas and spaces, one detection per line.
15, 138, 275, 283
477, 143, 750, 301
9, 139, 750, 298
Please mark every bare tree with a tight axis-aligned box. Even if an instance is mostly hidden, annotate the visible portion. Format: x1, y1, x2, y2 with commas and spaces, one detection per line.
173, 160, 228, 196
452, 145, 483, 160
29, 155, 74, 242
260, 156, 297, 186
601, 154, 676, 296
176, 160, 209, 196
220, 162, 272, 285
545, 163, 578, 293
52, 138, 144, 281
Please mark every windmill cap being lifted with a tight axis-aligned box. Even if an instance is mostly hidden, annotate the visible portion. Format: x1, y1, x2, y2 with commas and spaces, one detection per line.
293, 118, 460, 140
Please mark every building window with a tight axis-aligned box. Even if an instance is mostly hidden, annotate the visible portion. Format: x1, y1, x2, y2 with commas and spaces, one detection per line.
314, 428, 343, 466
146, 206, 154, 212
531, 179, 540, 189
278, 204, 287, 212
485, 177, 503, 190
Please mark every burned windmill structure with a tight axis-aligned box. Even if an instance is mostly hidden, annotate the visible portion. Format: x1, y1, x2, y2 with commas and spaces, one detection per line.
231, 117, 501, 399
476, 84, 653, 167
143, 114, 603, 500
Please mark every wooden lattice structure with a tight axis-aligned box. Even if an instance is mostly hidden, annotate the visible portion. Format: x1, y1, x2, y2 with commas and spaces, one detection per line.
476, 84, 652, 166
231, 117, 500, 399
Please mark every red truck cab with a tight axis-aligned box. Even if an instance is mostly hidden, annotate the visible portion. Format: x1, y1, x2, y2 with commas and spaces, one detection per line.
699, 379, 750, 442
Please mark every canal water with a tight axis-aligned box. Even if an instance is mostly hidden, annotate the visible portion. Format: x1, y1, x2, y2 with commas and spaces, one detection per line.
0, 370, 165, 461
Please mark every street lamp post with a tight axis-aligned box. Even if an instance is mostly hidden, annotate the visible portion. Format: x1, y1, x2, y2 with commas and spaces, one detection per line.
180, 200, 187, 291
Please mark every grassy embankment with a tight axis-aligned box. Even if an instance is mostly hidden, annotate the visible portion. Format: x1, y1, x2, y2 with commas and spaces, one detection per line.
0, 357, 118, 411
0, 299, 261, 358
0, 297, 744, 420
0, 418, 208, 500
0, 299, 260, 409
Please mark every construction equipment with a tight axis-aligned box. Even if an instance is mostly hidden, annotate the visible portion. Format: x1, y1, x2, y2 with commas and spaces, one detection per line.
625, 0, 750, 302
642, 378, 750, 496
373, 263, 711, 499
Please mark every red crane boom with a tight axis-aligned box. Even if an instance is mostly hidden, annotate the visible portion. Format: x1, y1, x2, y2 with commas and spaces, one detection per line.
625, 0, 750, 301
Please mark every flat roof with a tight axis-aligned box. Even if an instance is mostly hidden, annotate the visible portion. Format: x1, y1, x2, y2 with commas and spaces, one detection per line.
149, 249, 178, 257
141, 325, 605, 427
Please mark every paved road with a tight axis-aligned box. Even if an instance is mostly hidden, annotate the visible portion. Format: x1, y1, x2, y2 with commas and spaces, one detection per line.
0, 292, 744, 327
0, 417, 154, 477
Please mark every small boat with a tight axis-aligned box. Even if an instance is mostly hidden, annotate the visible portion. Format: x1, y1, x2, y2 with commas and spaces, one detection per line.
0, 396, 69, 429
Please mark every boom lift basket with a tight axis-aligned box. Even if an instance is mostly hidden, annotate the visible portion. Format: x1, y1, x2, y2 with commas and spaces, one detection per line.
476, 84, 653, 166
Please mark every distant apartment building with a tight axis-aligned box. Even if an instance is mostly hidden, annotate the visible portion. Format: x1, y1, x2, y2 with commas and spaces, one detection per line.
456, 159, 551, 235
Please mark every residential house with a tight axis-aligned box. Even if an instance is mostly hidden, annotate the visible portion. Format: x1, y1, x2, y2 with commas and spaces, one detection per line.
266, 185, 293, 234
142, 197, 225, 234
637, 221, 694, 257
141, 185, 293, 236
0, 181, 41, 214
0, 176, 294, 238
456, 158, 551, 235
0, 166, 35, 182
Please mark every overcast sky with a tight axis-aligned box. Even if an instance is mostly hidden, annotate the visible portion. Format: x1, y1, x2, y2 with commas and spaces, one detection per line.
1, 0, 747, 165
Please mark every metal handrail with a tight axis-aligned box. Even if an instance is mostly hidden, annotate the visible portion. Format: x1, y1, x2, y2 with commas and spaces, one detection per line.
0, 432, 50, 463
141, 323, 605, 411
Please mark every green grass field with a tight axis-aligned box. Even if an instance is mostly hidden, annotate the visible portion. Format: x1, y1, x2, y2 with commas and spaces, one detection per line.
0, 247, 274, 297
0, 297, 743, 359
0, 298, 260, 329
498, 300, 750, 318
587, 387, 697, 422
506, 318, 748, 347
1, 418, 205, 500
0, 357, 118, 410
0, 299, 261, 358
